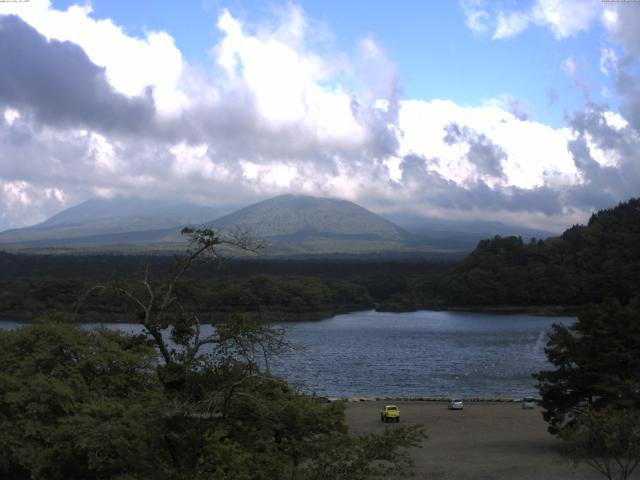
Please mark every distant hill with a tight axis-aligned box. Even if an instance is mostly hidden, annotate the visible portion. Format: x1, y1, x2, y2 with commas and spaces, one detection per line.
0, 195, 415, 254
0, 197, 231, 246
387, 213, 556, 252
207, 194, 414, 255
213, 195, 407, 238
0, 193, 559, 256
39, 197, 223, 229
388, 213, 556, 238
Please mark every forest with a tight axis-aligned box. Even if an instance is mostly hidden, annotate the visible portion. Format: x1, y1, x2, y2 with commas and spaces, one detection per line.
1, 198, 639, 321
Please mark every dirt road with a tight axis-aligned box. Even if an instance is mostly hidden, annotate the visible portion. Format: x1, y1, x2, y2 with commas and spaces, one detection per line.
345, 401, 607, 480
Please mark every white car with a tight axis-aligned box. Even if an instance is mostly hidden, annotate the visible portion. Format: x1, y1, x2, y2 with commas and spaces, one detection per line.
448, 398, 464, 410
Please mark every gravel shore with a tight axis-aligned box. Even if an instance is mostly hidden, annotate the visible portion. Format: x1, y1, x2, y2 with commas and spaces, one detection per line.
345, 401, 606, 480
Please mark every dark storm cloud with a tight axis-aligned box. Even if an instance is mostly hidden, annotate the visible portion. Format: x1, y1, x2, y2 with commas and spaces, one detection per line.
616, 70, 640, 132
0, 117, 101, 185
610, 4, 640, 58
443, 123, 507, 179
0, 15, 154, 133
352, 97, 401, 160
563, 186, 616, 214
603, 5, 640, 132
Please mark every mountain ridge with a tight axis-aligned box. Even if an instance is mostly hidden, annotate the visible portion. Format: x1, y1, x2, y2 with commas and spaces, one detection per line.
0, 194, 556, 255
0, 197, 231, 243
211, 194, 410, 242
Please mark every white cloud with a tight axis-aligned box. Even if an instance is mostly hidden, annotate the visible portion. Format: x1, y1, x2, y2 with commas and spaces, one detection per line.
214, 8, 365, 142
87, 132, 120, 174
0, 0, 186, 115
603, 111, 628, 130
601, 7, 618, 31
531, 0, 600, 39
398, 99, 576, 190
0, 179, 67, 229
1, 2, 638, 234
493, 11, 530, 39
463, 0, 601, 40
460, 0, 491, 34
3, 108, 20, 126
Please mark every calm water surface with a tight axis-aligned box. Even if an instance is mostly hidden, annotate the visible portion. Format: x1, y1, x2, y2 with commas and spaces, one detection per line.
270, 310, 573, 399
0, 310, 573, 399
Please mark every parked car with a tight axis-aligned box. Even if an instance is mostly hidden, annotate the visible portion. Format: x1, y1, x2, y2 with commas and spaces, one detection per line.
521, 397, 536, 409
380, 405, 400, 422
448, 398, 464, 410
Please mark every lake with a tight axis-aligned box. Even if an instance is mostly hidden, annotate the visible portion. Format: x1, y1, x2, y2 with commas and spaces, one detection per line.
0, 310, 573, 399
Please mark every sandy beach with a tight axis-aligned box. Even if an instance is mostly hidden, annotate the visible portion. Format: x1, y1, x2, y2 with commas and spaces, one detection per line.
345, 401, 608, 480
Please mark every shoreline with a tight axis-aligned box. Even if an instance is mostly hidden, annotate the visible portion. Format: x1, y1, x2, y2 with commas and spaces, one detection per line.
0, 304, 579, 324
339, 396, 537, 403
375, 304, 581, 317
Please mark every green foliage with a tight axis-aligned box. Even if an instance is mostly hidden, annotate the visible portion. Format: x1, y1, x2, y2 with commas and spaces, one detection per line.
198, 275, 372, 319
0, 272, 374, 323
560, 407, 640, 480
0, 319, 425, 479
193, 378, 348, 480
534, 299, 640, 435
536, 300, 640, 429
446, 198, 640, 306
0, 320, 166, 480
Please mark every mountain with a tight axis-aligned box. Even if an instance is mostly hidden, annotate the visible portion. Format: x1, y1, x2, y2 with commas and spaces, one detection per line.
39, 197, 223, 229
212, 194, 408, 241
209, 194, 412, 255
0, 194, 557, 256
387, 213, 556, 251
0, 197, 232, 246
0, 195, 414, 254
388, 213, 557, 238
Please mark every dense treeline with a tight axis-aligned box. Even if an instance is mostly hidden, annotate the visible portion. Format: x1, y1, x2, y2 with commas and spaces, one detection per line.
0, 254, 453, 321
0, 251, 458, 281
0, 276, 373, 322
1, 198, 639, 320
443, 198, 640, 307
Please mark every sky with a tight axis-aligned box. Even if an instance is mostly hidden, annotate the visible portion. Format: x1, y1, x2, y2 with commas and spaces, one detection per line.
0, 0, 639, 232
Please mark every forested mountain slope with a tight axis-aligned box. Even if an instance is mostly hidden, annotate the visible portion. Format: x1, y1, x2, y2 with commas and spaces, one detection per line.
443, 198, 640, 306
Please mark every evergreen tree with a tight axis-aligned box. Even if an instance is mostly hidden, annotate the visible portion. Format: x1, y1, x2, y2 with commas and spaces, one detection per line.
534, 299, 640, 435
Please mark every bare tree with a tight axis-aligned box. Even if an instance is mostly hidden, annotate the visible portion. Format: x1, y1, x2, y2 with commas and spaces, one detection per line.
77, 227, 288, 378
